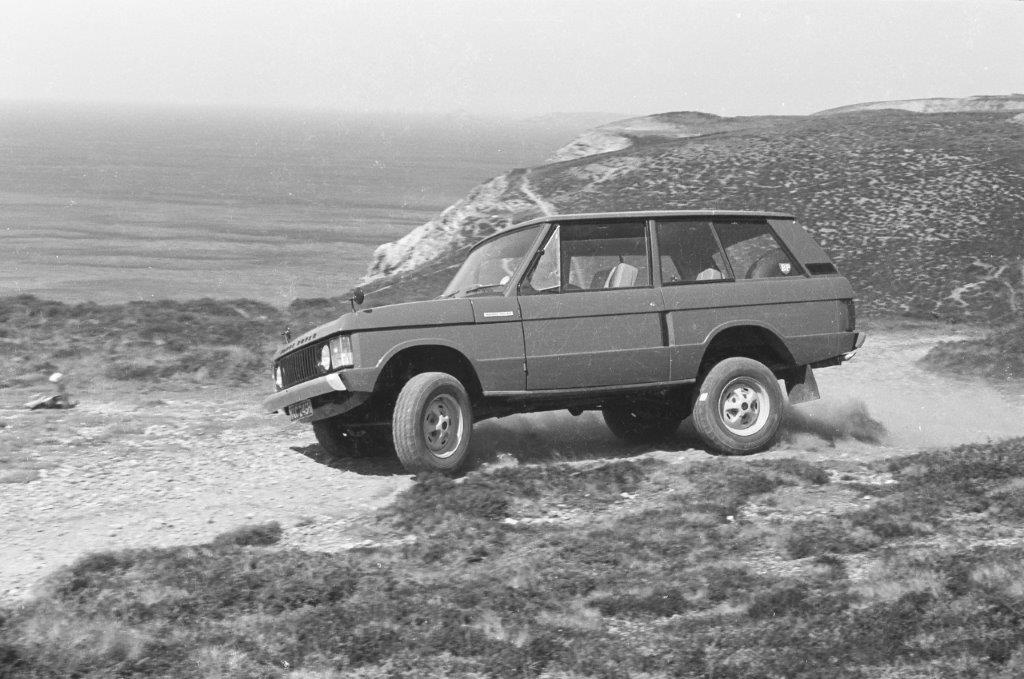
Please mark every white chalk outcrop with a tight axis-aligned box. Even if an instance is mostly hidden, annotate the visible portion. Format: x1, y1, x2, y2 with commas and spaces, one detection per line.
366, 170, 552, 280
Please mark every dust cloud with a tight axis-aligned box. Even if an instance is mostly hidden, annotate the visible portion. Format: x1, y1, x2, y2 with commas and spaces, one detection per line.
470, 399, 890, 468
781, 399, 888, 445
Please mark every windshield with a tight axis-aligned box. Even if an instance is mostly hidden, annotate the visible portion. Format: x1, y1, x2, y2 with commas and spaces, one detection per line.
441, 225, 543, 298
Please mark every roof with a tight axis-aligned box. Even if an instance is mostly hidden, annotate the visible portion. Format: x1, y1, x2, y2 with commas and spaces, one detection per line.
512, 209, 795, 229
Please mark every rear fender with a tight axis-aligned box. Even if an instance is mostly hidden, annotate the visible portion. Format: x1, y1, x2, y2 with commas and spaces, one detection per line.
699, 321, 797, 374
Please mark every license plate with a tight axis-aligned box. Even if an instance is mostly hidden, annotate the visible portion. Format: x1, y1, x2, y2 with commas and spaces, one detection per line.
288, 399, 313, 421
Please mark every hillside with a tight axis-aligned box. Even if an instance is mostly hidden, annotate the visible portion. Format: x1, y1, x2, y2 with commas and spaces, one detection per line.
366, 103, 1024, 323
818, 93, 1024, 116
0, 295, 354, 388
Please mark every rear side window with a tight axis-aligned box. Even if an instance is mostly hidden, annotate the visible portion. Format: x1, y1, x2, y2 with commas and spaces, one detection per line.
656, 220, 729, 284
713, 220, 801, 280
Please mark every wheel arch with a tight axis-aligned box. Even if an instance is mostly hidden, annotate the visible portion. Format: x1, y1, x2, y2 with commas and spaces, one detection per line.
698, 322, 797, 378
374, 342, 483, 402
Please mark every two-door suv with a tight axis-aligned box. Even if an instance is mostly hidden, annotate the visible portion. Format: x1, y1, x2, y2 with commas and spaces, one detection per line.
264, 211, 864, 473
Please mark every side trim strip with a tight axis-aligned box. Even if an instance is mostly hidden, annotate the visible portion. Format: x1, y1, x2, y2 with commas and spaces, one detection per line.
484, 378, 697, 399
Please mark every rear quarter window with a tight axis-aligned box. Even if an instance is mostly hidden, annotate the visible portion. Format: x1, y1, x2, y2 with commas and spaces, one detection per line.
714, 220, 801, 280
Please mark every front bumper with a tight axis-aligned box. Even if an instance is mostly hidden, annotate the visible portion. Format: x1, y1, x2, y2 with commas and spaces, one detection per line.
262, 372, 348, 414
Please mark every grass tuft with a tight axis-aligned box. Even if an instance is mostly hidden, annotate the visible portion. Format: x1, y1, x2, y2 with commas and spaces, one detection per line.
212, 521, 284, 547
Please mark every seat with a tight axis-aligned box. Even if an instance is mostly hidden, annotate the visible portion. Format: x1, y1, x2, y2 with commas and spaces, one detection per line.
604, 262, 639, 288
590, 267, 614, 290
696, 267, 724, 281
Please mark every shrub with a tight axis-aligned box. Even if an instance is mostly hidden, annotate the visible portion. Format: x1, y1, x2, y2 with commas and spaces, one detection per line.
921, 319, 1024, 381
391, 474, 511, 531
754, 458, 831, 485
212, 522, 283, 547
589, 587, 690, 618
783, 520, 879, 559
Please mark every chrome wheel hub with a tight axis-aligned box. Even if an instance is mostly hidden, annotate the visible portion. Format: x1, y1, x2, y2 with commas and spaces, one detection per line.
719, 378, 770, 436
422, 393, 463, 458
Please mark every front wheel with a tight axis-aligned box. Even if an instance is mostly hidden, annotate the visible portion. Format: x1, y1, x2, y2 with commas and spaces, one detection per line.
392, 372, 473, 473
692, 357, 783, 455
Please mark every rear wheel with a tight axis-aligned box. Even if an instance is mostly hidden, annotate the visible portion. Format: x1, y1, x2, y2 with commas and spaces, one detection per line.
392, 372, 473, 473
603, 395, 687, 443
692, 357, 783, 455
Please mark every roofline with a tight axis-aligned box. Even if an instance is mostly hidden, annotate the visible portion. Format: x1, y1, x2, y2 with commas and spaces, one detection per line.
511, 209, 795, 229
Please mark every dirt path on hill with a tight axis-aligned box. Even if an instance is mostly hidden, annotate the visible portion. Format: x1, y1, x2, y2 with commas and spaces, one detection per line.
3, 325, 1024, 602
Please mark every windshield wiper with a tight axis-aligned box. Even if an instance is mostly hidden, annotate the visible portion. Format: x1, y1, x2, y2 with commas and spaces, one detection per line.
462, 283, 506, 296
439, 283, 506, 299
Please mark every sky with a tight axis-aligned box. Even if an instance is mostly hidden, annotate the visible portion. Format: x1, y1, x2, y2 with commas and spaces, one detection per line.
2, 0, 1024, 118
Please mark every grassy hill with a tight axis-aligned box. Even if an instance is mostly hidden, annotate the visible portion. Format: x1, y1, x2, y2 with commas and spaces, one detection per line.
367, 106, 1024, 323
4, 439, 1024, 678
0, 295, 361, 388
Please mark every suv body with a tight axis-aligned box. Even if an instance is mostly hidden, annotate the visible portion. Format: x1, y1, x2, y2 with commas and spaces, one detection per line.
264, 210, 864, 472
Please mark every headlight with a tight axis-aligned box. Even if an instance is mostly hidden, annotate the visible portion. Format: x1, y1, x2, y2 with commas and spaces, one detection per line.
318, 344, 332, 372
329, 335, 353, 369
274, 365, 283, 389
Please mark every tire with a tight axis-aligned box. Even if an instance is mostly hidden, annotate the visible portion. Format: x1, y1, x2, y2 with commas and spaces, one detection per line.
392, 372, 473, 473
692, 357, 783, 455
312, 418, 387, 459
603, 395, 687, 443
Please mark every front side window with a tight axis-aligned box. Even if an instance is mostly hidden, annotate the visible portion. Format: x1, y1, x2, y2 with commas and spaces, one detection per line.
522, 221, 651, 294
442, 225, 542, 298
656, 220, 729, 284
713, 220, 800, 280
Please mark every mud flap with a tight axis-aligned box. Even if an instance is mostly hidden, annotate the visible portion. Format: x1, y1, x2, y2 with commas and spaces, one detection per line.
783, 365, 820, 405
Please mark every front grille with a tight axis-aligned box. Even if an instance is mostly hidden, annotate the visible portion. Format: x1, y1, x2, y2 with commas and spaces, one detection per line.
278, 343, 324, 389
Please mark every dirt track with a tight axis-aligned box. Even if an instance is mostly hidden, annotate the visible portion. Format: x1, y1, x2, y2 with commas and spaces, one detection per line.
2, 324, 1023, 602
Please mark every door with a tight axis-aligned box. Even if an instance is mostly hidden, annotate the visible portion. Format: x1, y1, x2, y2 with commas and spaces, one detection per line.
518, 220, 668, 390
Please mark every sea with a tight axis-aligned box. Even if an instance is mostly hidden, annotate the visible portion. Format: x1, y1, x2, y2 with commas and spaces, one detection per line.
0, 103, 611, 305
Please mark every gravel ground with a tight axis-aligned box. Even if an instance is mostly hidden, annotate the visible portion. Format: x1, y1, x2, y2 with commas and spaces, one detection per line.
0, 384, 412, 601
3, 324, 1023, 603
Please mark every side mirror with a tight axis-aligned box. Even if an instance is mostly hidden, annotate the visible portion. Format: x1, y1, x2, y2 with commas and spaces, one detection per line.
348, 286, 365, 312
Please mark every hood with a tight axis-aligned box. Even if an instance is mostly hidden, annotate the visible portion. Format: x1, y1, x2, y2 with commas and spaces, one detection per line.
274, 298, 476, 358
